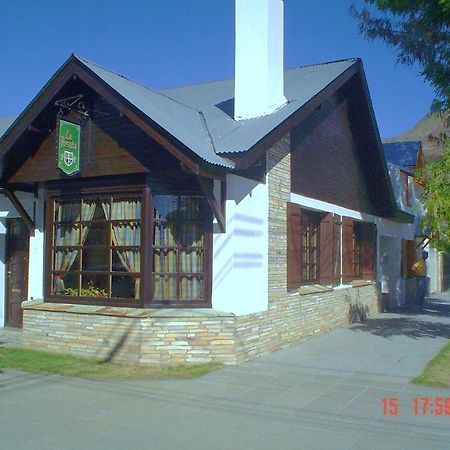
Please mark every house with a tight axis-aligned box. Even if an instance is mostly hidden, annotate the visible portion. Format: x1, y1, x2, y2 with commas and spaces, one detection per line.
0, 0, 412, 364
383, 140, 446, 297
381, 141, 425, 307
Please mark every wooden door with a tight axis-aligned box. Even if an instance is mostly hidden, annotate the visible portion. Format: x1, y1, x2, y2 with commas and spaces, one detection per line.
6, 219, 30, 328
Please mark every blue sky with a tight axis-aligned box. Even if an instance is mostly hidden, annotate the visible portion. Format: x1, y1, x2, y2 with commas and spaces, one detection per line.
1, 0, 435, 138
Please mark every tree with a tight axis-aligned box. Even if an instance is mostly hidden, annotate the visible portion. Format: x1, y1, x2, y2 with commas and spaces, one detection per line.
418, 140, 450, 252
350, 0, 449, 110
351, 0, 450, 250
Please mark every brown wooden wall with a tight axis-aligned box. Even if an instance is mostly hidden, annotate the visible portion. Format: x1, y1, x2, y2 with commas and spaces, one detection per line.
291, 75, 390, 216
7, 93, 178, 184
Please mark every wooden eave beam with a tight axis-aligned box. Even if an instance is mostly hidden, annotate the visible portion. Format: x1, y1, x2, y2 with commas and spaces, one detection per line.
1, 188, 35, 236
0, 63, 76, 158
231, 63, 360, 170
197, 176, 226, 233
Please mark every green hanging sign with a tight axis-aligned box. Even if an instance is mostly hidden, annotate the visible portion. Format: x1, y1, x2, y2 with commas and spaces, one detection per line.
57, 119, 80, 175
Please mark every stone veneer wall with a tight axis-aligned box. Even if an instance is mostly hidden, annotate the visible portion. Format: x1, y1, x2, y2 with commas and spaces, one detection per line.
22, 303, 237, 365
21, 133, 381, 365
233, 134, 381, 363
23, 283, 379, 366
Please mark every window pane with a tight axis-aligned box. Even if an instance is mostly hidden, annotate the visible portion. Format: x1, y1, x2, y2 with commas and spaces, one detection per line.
180, 222, 204, 246
153, 222, 176, 246
55, 200, 80, 222
180, 249, 203, 273
112, 275, 138, 299
54, 250, 79, 272
111, 198, 141, 220
53, 272, 78, 295
153, 248, 177, 273
82, 247, 109, 271
180, 197, 203, 220
114, 249, 140, 273
54, 223, 80, 247
81, 275, 108, 298
153, 275, 177, 300
154, 195, 178, 220
91, 199, 109, 220
180, 276, 203, 300
112, 221, 141, 246
84, 223, 109, 245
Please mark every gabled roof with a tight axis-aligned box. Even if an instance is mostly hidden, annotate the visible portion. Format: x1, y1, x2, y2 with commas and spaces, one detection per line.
382, 141, 422, 174
0, 55, 360, 170
160, 59, 358, 155
75, 56, 232, 168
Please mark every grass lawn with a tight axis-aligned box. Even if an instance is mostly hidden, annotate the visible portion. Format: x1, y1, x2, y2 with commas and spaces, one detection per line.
0, 347, 222, 380
412, 340, 450, 388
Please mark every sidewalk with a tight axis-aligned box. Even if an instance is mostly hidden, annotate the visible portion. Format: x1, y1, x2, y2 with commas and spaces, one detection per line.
1, 291, 450, 450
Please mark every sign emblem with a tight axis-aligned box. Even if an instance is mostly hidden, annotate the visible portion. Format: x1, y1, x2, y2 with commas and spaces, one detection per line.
58, 119, 80, 175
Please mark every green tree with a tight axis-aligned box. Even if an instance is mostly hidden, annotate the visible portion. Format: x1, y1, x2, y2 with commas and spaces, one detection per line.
419, 140, 450, 252
351, 0, 450, 250
350, 0, 449, 110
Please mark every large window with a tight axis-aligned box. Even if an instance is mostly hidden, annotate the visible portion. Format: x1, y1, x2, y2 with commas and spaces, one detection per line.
47, 189, 210, 306
153, 195, 207, 301
50, 195, 142, 302
287, 203, 376, 290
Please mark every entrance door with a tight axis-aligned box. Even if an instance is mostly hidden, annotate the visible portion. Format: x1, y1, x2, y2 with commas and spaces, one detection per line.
6, 219, 30, 327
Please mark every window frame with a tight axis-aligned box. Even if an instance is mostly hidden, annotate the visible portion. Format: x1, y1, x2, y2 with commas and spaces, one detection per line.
151, 194, 212, 306
44, 181, 212, 308
300, 210, 321, 284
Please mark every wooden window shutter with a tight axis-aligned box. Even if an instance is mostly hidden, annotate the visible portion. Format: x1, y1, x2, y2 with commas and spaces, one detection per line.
319, 213, 341, 285
342, 216, 354, 283
333, 215, 342, 285
287, 202, 302, 290
361, 222, 377, 280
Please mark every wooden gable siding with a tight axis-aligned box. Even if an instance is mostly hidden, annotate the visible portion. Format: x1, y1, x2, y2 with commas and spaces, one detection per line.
291, 75, 389, 216
8, 98, 155, 183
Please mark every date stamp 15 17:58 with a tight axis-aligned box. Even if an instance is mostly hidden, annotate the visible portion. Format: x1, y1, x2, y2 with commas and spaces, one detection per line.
382, 396, 450, 416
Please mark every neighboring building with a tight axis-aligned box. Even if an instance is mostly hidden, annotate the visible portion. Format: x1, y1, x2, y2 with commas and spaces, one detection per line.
0, 0, 413, 364
382, 140, 448, 298
382, 141, 425, 307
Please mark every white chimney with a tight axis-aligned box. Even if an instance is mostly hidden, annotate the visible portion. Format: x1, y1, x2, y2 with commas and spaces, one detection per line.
234, 0, 287, 121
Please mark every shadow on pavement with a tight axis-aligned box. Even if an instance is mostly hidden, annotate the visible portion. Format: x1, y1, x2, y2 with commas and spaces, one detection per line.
350, 296, 450, 340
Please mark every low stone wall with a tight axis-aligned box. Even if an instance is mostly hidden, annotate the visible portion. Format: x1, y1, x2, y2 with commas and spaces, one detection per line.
235, 283, 380, 364
22, 302, 236, 365
22, 283, 379, 365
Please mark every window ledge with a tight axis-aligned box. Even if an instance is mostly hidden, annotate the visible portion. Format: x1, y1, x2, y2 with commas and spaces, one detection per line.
297, 285, 333, 296
351, 280, 374, 288
22, 301, 235, 318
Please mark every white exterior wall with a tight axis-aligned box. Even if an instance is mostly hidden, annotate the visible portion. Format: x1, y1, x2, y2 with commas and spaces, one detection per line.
0, 192, 39, 327
212, 174, 268, 315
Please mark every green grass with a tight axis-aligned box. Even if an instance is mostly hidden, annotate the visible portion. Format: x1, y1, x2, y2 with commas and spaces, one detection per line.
412, 340, 450, 388
0, 347, 222, 380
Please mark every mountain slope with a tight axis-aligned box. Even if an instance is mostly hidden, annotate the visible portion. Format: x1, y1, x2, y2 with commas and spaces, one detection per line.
383, 112, 449, 161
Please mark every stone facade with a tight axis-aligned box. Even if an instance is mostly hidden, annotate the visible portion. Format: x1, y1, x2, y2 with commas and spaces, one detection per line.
21, 132, 381, 365
22, 303, 237, 365
23, 282, 379, 365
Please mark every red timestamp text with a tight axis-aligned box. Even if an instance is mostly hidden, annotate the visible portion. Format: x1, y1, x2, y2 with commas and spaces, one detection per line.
381, 396, 450, 416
